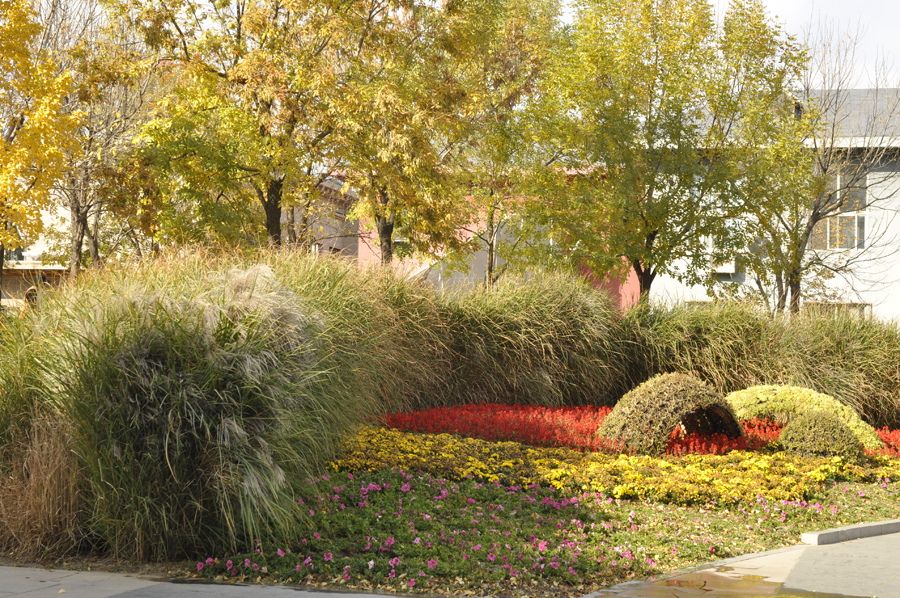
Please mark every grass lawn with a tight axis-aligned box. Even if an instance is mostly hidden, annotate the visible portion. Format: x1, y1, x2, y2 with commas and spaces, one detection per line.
189, 425, 900, 598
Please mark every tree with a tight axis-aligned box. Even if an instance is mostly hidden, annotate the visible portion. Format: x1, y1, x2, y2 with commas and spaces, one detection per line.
115, 0, 367, 246
530, 0, 806, 298
450, 0, 560, 287
33, 0, 161, 276
0, 0, 79, 262
728, 20, 900, 313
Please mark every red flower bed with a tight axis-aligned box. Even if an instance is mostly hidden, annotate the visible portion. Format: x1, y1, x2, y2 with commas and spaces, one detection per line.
382, 403, 785, 455
382, 403, 613, 451
876, 427, 900, 458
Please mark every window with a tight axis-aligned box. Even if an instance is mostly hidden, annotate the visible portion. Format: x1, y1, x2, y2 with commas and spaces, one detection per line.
810, 168, 866, 250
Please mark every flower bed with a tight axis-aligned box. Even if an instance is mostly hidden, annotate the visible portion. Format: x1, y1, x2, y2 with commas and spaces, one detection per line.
383, 403, 783, 455
333, 427, 900, 505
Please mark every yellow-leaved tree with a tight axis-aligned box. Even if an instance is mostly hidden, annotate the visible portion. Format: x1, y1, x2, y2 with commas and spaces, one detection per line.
0, 0, 79, 253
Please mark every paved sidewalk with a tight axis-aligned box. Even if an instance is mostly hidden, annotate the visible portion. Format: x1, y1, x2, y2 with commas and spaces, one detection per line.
592, 530, 900, 598
1, 530, 898, 597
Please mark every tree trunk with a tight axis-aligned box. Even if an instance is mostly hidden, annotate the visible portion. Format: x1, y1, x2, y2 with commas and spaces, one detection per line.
632, 258, 656, 298
286, 206, 297, 245
263, 177, 283, 245
0, 242, 5, 310
485, 202, 496, 289
788, 271, 802, 314
375, 185, 393, 265
774, 271, 786, 313
87, 200, 101, 266
68, 180, 88, 278
376, 214, 394, 265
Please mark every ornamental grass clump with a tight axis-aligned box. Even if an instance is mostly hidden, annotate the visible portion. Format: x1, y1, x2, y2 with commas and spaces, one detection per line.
780, 411, 865, 464
40, 260, 363, 560
726, 385, 882, 450
438, 275, 633, 407
598, 373, 743, 455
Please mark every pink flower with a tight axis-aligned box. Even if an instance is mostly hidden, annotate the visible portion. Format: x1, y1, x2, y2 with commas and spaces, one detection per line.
205, 557, 214, 565
277, 549, 285, 557
401, 483, 412, 492
244, 559, 251, 567
408, 580, 416, 588
389, 557, 401, 567
427, 559, 437, 569
226, 560, 233, 570
473, 544, 482, 551
538, 540, 548, 552
348, 473, 354, 480
196, 562, 204, 572
488, 553, 495, 562
324, 552, 333, 561
314, 533, 321, 540
368, 560, 374, 569
467, 498, 476, 504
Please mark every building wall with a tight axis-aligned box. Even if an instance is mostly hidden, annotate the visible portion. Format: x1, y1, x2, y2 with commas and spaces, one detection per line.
651, 166, 900, 321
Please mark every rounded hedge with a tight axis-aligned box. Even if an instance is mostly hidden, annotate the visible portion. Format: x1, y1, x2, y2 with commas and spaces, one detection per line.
780, 411, 865, 463
598, 373, 743, 455
725, 385, 882, 450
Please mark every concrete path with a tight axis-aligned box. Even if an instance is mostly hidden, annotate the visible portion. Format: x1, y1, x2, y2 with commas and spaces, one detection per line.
594, 529, 900, 598
1, 528, 899, 597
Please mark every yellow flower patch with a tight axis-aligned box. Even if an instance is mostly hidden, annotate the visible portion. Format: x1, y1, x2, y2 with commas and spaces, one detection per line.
331, 426, 900, 505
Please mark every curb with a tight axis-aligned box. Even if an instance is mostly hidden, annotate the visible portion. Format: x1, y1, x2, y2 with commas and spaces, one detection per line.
800, 518, 900, 545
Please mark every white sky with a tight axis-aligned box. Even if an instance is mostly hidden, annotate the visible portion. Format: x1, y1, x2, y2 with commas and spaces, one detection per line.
744, 0, 900, 83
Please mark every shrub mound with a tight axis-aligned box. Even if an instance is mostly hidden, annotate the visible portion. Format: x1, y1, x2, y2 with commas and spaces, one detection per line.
597, 373, 743, 455
780, 411, 865, 463
726, 385, 882, 450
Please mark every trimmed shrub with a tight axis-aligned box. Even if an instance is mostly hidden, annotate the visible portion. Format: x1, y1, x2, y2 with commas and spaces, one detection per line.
726, 386, 883, 451
780, 411, 865, 463
597, 373, 743, 455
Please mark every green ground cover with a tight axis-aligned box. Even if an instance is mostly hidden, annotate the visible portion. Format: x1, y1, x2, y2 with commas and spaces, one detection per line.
190, 465, 899, 598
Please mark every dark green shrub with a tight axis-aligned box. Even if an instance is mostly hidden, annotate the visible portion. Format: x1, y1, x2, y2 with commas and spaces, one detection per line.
597, 373, 743, 455
780, 411, 865, 463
